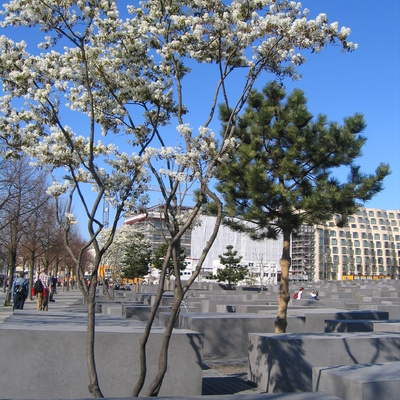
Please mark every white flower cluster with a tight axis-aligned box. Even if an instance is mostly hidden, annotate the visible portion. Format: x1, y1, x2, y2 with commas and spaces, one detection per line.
64, 212, 78, 226
46, 180, 70, 197
143, 123, 217, 187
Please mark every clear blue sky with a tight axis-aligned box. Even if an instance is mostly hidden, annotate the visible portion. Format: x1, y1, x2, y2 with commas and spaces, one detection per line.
282, 0, 400, 211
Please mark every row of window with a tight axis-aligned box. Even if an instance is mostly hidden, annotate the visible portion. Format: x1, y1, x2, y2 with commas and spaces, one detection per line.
325, 255, 397, 265
319, 264, 397, 274
361, 209, 400, 219
350, 216, 398, 225
325, 248, 397, 257
325, 238, 400, 246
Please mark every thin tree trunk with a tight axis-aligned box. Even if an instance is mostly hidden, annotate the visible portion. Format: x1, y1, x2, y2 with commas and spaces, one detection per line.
144, 242, 184, 396
28, 252, 35, 301
85, 278, 103, 398
275, 229, 291, 333
4, 249, 17, 306
132, 256, 169, 397
132, 192, 223, 397
144, 295, 183, 396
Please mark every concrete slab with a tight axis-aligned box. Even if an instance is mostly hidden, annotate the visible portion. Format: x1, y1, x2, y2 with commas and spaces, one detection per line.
175, 312, 306, 358
0, 312, 203, 399
248, 332, 400, 393
324, 320, 375, 332
374, 322, 400, 333
313, 362, 400, 400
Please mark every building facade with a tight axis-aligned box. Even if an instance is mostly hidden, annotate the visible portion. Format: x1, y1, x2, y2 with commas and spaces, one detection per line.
124, 204, 192, 256
123, 210, 282, 285
124, 206, 400, 283
292, 207, 400, 281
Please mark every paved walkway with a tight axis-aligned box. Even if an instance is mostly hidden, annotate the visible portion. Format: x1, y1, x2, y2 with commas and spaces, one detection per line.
0, 288, 263, 396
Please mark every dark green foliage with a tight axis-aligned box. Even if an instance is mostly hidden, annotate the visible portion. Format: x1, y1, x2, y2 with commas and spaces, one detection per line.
216, 81, 390, 238
215, 245, 248, 289
121, 233, 152, 281
153, 242, 186, 277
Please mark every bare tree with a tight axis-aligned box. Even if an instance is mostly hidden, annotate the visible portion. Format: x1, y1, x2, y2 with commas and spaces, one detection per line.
0, 157, 49, 305
20, 171, 52, 299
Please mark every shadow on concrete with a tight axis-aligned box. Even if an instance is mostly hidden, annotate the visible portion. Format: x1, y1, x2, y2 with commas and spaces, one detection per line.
249, 331, 400, 394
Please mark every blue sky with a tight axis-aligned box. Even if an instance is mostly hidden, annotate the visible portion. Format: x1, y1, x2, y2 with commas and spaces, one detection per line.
1, 1, 399, 239
281, 0, 400, 211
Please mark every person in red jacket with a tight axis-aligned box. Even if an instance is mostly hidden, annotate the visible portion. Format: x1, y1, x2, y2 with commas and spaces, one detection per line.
36, 268, 50, 311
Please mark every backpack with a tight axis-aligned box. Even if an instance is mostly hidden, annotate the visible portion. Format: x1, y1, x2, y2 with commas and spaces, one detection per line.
293, 292, 298, 299
15, 283, 24, 294
34, 279, 43, 295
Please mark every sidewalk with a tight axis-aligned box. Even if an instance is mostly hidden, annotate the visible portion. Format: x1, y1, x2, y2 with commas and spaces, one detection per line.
0, 287, 86, 322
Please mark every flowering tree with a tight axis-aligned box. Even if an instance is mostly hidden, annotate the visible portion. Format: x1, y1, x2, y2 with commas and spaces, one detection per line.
121, 232, 152, 292
0, 0, 357, 397
98, 224, 151, 294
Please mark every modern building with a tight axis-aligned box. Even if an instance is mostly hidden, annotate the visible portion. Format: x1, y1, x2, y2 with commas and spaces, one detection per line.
292, 207, 400, 281
190, 215, 282, 284
124, 205, 400, 283
123, 209, 282, 285
124, 204, 193, 256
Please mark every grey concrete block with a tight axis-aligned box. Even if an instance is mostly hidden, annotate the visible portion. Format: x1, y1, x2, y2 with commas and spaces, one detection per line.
359, 304, 400, 319
51, 394, 338, 400
313, 362, 400, 400
248, 332, 400, 393
324, 320, 374, 333
122, 304, 171, 322
177, 313, 306, 358
373, 321, 400, 332
302, 310, 388, 333
0, 312, 203, 399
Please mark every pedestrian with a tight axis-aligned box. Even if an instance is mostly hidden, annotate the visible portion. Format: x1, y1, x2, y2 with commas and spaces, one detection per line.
308, 289, 318, 300
11, 271, 29, 310
49, 274, 57, 302
36, 268, 50, 311
297, 287, 304, 300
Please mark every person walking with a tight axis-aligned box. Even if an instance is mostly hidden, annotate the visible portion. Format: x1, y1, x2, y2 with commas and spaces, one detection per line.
11, 271, 29, 310
36, 268, 50, 311
49, 274, 57, 302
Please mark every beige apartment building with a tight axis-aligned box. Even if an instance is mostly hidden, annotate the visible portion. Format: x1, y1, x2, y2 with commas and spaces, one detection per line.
292, 207, 400, 281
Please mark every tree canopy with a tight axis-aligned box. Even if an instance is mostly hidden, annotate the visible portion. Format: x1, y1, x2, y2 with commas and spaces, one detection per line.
216, 245, 248, 289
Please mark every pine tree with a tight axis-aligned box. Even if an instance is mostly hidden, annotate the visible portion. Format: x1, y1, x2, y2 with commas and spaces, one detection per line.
153, 243, 186, 290
121, 233, 152, 292
217, 82, 390, 333
216, 245, 248, 290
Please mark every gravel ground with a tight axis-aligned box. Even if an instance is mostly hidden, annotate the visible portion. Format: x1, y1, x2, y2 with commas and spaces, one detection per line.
203, 357, 248, 376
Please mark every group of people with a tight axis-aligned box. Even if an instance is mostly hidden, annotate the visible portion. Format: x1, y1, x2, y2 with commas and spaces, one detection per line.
10, 268, 57, 311
294, 287, 319, 300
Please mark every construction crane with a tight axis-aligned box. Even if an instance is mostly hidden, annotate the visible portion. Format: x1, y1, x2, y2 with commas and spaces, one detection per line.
103, 197, 109, 228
